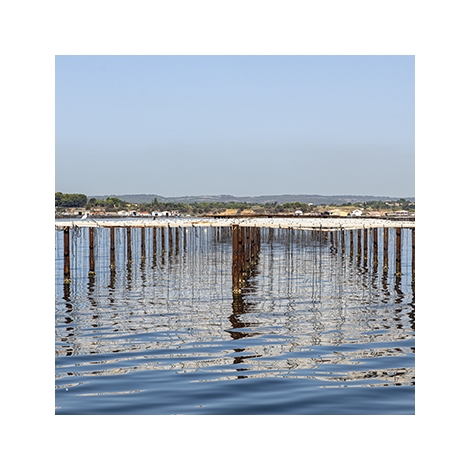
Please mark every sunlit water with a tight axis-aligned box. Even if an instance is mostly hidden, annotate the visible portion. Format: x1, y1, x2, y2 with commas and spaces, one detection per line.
55, 221, 414, 414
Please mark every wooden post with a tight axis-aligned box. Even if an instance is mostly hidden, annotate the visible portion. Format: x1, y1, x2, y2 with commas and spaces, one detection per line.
363, 227, 368, 262
161, 226, 166, 266
411, 227, 415, 280
373, 227, 378, 265
168, 224, 173, 253
110, 227, 116, 270
64, 227, 71, 283
357, 228, 362, 258
141, 227, 146, 259
175, 226, 179, 255
383, 227, 389, 272
268, 227, 273, 244
89, 227, 95, 275
396, 227, 402, 276
127, 227, 132, 264
341, 227, 345, 253
240, 226, 246, 276
232, 225, 242, 294
153, 227, 157, 258
246, 226, 252, 266
350, 229, 354, 257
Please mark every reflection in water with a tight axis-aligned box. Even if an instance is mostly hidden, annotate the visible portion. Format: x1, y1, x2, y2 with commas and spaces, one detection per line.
56, 224, 415, 412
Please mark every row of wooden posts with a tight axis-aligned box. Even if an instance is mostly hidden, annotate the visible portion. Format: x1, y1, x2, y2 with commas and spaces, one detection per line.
61, 224, 414, 292
63, 225, 189, 282
231, 225, 261, 294
325, 226, 415, 276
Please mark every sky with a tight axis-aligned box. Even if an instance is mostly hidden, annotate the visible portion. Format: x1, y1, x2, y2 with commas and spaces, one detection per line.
55, 55, 415, 198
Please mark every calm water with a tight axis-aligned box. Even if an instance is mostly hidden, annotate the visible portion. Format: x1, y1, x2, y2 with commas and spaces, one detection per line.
55, 220, 415, 414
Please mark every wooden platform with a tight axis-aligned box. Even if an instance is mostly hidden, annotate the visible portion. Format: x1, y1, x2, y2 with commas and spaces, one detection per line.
55, 216, 415, 230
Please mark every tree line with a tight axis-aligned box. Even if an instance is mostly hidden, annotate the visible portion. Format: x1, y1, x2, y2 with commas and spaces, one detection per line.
55, 192, 415, 214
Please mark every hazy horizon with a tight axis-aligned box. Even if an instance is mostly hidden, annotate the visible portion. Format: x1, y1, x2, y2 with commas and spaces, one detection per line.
88, 191, 415, 199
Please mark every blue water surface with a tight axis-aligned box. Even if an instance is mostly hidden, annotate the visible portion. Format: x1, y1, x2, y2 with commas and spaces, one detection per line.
55, 224, 415, 414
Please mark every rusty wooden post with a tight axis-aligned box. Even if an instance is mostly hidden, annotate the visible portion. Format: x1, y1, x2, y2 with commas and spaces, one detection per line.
89, 227, 95, 275
141, 227, 146, 259
268, 227, 273, 244
411, 227, 415, 280
126, 227, 132, 264
373, 227, 378, 265
161, 226, 166, 266
232, 225, 242, 294
246, 226, 252, 266
383, 227, 389, 272
175, 226, 180, 255
64, 227, 71, 283
240, 226, 246, 276
350, 229, 354, 257
357, 228, 362, 258
168, 224, 173, 253
363, 227, 368, 262
153, 227, 157, 258
395, 227, 402, 276
110, 227, 116, 270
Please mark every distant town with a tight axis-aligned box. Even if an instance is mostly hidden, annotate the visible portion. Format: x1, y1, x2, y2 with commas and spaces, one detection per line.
55, 192, 415, 220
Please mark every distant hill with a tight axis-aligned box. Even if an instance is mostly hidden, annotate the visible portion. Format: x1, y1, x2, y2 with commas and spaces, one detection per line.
91, 193, 415, 205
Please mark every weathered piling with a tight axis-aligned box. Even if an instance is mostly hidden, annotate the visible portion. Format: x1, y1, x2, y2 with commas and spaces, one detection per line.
232, 225, 242, 294
373, 227, 378, 266
63, 227, 71, 283
141, 227, 146, 259
126, 227, 132, 264
168, 225, 173, 253
357, 229, 362, 258
363, 227, 368, 262
110, 227, 116, 270
175, 227, 180, 255
246, 227, 252, 265
383, 227, 389, 272
160, 226, 165, 253
231, 224, 261, 294
240, 226, 246, 275
153, 227, 157, 258
89, 227, 95, 275
268, 227, 273, 244
411, 227, 415, 279
395, 227, 402, 276
349, 229, 354, 256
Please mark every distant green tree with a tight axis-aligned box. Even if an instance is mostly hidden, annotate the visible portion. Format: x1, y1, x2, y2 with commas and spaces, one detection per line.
55, 192, 87, 208
55, 192, 64, 207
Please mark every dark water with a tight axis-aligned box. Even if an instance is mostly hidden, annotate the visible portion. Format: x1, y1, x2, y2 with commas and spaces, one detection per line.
55, 221, 414, 414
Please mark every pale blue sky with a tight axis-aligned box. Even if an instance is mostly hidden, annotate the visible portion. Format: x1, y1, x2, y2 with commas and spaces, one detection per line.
56, 55, 414, 197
